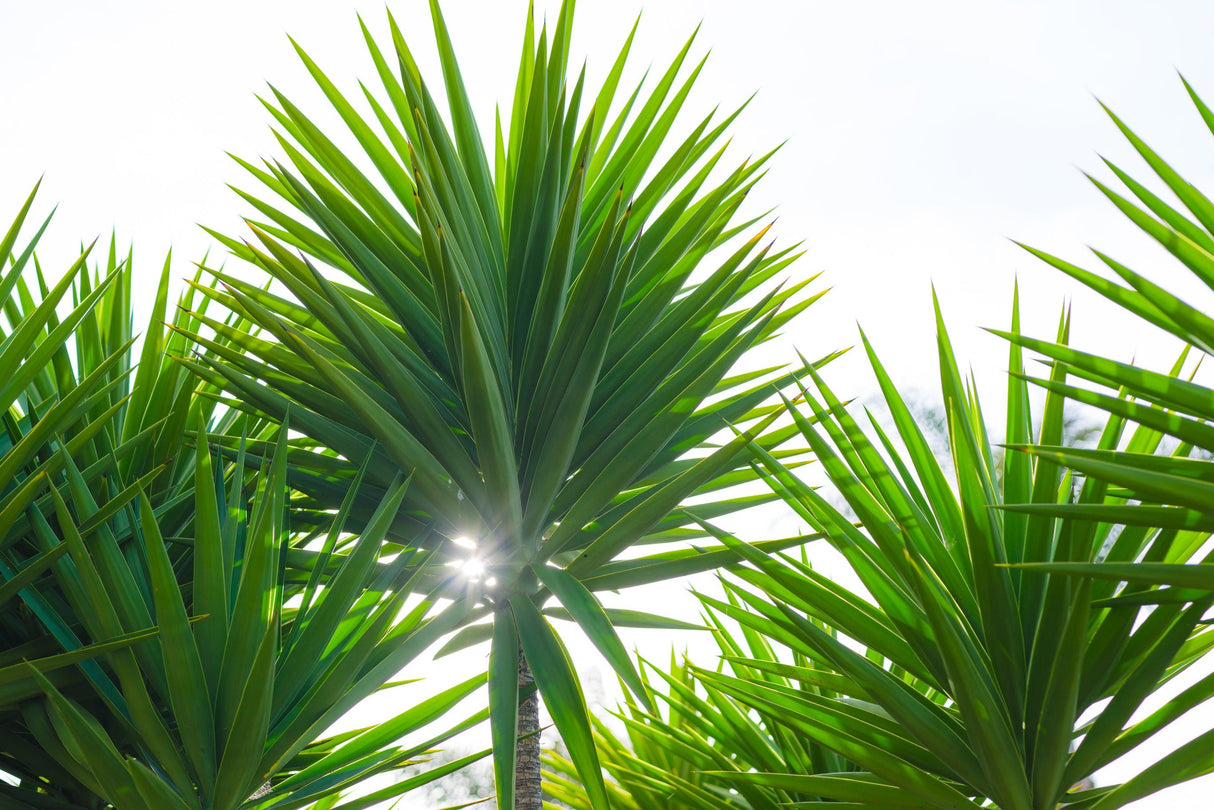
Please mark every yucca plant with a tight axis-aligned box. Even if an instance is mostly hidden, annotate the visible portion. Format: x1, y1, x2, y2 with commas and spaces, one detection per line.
0, 183, 285, 806
15, 419, 484, 809
666, 294, 1214, 809
186, 1, 822, 806
0, 193, 134, 808
0, 185, 221, 807
0, 186, 481, 807
999, 78, 1214, 608
543, 568, 868, 810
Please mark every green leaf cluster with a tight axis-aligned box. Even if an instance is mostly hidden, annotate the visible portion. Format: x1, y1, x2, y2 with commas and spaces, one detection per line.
0, 192, 485, 809
9, 5, 1214, 810
557, 285, 1214, 809
185, 1, 821, 804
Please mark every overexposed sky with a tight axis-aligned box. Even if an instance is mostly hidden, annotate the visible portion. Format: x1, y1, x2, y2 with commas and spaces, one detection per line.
3, 1, 1214, 807
5, 0, 1214, 383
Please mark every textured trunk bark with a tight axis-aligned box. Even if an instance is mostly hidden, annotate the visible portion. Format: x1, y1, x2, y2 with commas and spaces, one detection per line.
515, 646, 543, 810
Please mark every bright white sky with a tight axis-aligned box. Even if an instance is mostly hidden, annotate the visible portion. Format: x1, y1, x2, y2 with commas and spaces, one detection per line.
3, 0, 1214, 807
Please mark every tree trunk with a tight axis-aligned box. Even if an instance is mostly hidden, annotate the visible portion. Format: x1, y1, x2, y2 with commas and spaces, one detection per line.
515, 646, 543, 810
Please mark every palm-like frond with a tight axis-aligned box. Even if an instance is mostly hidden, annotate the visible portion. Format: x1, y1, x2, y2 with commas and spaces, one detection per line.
1000, 74, 1214, 631
189, 1, 821, 803
1004, 77, 1214, 521
0, 184, 143, 809
0, 184, 284, 806
672, 294, 1214, 810
0, 189, 474, 808
543, 569, 861, 810
17, 421, 481, 809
